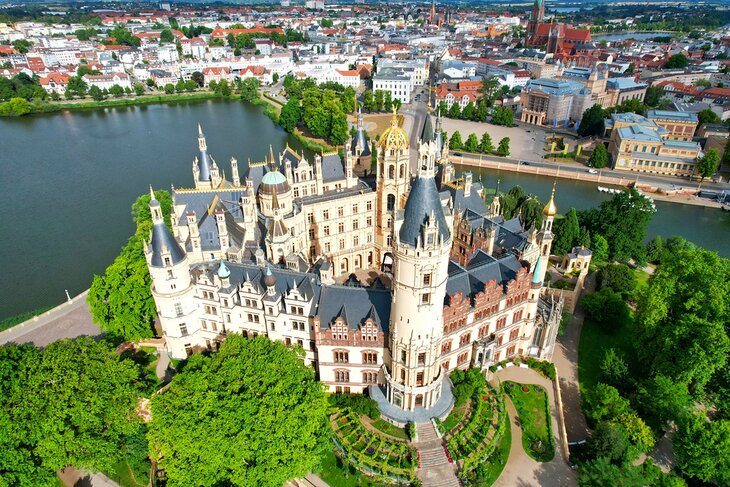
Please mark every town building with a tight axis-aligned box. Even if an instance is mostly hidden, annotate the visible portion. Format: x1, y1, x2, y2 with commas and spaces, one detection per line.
373, 68, 413, 104
605, 112, 701, 177
144, 114, 562, 418
646, 109, 699, 141
520, 78, 591, 127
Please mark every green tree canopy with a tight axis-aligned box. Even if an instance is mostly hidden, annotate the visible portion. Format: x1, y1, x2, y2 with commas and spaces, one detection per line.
674, 413, 730, 485
148, 335, 328, 487
497, 137, 510, 156
579, 188, 655, 263
696, 147, 720, 186
552, 207, 580, 255
665, 53, 689, 69
588, 144, 609, 168
239, 77, 261, 102
463, 133, 479, 152
697, 107, 720, 125
597, 263, 637, 295
478, 131, 494, 153
644, 85, 665, 107
0, 339, 146, 485
582, 288, 631, 334
591, 234, 609, 264
279, 96, 301, 132
578, 104, 606, 137
449, 131, 463, 150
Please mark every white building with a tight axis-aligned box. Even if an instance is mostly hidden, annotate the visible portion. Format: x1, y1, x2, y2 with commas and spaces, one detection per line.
82, 73, 132, 90
373, 68, 413, 104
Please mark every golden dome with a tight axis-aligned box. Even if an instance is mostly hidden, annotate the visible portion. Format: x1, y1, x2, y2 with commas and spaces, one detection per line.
377, 108, 409, 151
543, 181, 557, 217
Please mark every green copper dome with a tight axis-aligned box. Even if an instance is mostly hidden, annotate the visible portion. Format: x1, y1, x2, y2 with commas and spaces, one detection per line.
261, 170, 287, 185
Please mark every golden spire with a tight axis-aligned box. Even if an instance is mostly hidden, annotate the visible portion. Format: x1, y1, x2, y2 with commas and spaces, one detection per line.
543, 180, 557, 216
269, 144, 275, 166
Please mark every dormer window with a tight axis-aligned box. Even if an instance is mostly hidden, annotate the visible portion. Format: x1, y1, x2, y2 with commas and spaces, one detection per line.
164, 257, 171, 266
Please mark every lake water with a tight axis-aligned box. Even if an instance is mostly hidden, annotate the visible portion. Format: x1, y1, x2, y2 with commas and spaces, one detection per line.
0, 99, 302, 320
593, 32, 672, 42
0, 100, 728, 320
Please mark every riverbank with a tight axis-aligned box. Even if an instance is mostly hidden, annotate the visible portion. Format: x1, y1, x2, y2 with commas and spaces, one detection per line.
453, 152, 725, 210
1, 90, 233, 117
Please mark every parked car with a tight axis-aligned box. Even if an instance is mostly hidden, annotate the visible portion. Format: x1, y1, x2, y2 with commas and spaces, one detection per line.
521, 161, 530, 166
587, 169, 598, 174
453, 152, 462, 156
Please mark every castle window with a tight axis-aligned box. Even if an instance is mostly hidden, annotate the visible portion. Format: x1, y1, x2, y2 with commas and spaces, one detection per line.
335, 370, 350, 383
297, 339, 304, 348
338, 207, 344, 217
338, 222, 345, 233
352, 204, 358, 213
457, 351, 469, 365
309, 228, 315, 239
423, 273, 432, 286
367, 201, 372, 211
352, 219, 359, 230
510, 328, 519, 341
167, 270, 174, 279
478, 325, 488, 338
496, 316, 507, 330
442, 360, 449, 369
366, 216, 372, 227
323, 225, 330, 236
362, 371, 377, 384
418, 353, 426, 366
387, 194, 395, 211
179, 323, 188, 337
174, 302, 183, 317
323, 210, 329, 220
401, 350, 407, 363
416, 372, 424, 386
442, 340, 452, 353
506, 345, 516, 357
201, 320, 207, 330
353, 235, 359, 247
362, 351, 377, 364
421, 293, 431, 305
459, 333, 471, 346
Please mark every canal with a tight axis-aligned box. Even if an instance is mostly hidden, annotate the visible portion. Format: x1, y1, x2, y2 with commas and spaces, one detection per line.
0, 100, 728, 320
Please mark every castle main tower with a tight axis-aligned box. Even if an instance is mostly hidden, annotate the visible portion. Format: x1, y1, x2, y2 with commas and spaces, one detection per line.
385, 121, 453, 411
375, 109, 411, 270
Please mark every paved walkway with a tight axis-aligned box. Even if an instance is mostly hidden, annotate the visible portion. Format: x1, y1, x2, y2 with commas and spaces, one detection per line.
415, 421, 460, 487
552, 273, 595, 443
491, 367, 577, 487
0, 292, 99, 347
58, 467, 118, 487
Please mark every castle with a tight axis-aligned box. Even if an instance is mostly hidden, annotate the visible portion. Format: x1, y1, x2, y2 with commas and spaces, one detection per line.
144, 110, 562, 415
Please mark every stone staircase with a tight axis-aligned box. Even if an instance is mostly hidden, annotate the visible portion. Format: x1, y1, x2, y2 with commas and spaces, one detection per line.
415, 422, 460, 487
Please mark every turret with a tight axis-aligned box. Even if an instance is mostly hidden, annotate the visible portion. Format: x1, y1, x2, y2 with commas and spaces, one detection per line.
231, 157, 240, 187
193, 124, 216, 190
386, 153, 453, 411
538, 182, 557, 259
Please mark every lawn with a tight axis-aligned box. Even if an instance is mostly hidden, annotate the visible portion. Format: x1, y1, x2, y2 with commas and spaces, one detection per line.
317, 447, 389, 487
504, 382, 554, 462
634, 267, 652, 289
577, 317, 635, 393
370, 418, 408, 440
479, 405, 512, 486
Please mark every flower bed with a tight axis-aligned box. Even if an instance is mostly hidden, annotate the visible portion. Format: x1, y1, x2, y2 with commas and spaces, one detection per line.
503, 381, 555, 462
330, 411, 418, 483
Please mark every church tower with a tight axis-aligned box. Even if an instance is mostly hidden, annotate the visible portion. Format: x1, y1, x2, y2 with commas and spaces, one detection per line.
527, 0, 545, 44
385, 132, 453, 411
144, 188, 197, 358
375, 109, 411, 269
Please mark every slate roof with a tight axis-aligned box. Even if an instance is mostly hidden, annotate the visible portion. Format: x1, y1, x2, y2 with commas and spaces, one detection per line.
399, 175, 451, 247
445, 249, 525, 304
317, 285, 392, 332
421, 114, 435, 143
321, 153, 346, 183
149, 200, 186, 267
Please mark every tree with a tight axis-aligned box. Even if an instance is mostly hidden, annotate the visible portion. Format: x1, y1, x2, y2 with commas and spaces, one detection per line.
279, 96, 301, 132
184, 79, 197, 91
589, 421, 632, 464
374, 90, 384, 111
644, 85, 665, 107
479, 76, 500, 105
11, 39, 33, 54
362, 90, 373, 112
479, 132, 494, 153
164, 83, 175, 94
497, 137, 510, 156
328, 106, 349, 145
591, 234, 609, 264
696, 147, 720, 189
612, 98, 647, 117
88, 190, 172, 341
108, 27, 141, 47
448, 102, 461, 119
217, 80, 231, 97
664, 53, 689, 69
578, 456, 646, 486
588, 144, 609, 168
464, 133, 479, 152
239, 78, 260, 102
383, 90, 392, 112
109, 84, 124, 97
88, 85, 105, 101
175, 79, 185, 93
599, 348, 629, 389
0, 339, 146, 485
552, 207, 580, 255
645, 235, 664, 263
475, 101, 489, 122
160, 29, 174, 43
66, 76, 88, 98
518, 196, 543, 230
617, 413, 655, 454
582, 288, 631, 334
0, 97, 31, 116
674, 413, 730, 485
148, 335, 328, 487
449, 131, 463, 150
461, 102, 475, 120
697, 108, 720, 126
598, 264, 636, 295
578, 104, 606, 137
579, 189, 655, 263
191, 71, 204, 87
635, 246, 730, 397
584, 383, 631, 426
636, 375, 692, 430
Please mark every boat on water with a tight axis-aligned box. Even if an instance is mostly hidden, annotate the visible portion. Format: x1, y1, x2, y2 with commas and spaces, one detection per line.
597, 186, 622, 194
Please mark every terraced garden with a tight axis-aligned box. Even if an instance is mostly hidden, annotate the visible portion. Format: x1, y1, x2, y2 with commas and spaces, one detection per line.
503, 381, 555, 462
330, 411, 418, 484
444, 383, 508, 477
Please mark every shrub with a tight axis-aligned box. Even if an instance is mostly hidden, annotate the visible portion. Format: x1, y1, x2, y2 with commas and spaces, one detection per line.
525, 358, 556, 381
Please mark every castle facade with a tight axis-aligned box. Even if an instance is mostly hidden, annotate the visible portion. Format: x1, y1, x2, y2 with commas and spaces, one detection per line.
145, 111, 562, 413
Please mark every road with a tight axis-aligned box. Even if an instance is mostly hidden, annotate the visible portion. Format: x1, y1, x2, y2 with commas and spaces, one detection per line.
399, 86, 430, 173
452, 151, 730, 193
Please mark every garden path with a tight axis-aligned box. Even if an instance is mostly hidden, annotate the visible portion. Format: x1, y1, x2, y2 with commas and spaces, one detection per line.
491, 367, 577, 487
415, 421, 460, 487
552, 272, 596, 442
